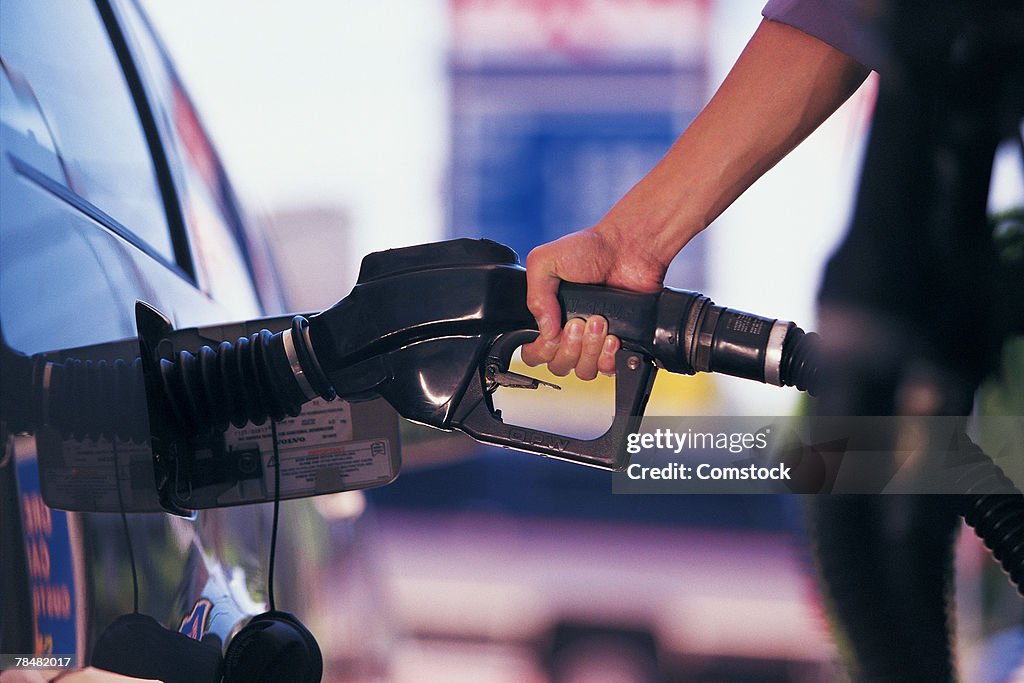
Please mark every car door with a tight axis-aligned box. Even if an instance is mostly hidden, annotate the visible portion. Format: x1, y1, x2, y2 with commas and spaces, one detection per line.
1, 0, 278, 668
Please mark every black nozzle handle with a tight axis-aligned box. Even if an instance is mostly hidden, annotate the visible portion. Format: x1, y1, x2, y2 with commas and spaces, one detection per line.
556, 282, 799, 387
557, 283, 660, 347
556, 283, 705, 375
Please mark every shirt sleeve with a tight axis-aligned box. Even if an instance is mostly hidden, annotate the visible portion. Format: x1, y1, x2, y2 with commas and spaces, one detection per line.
762, 0, 883, 72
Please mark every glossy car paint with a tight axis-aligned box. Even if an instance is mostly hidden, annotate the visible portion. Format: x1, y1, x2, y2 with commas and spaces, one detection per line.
0, 0, 381, 673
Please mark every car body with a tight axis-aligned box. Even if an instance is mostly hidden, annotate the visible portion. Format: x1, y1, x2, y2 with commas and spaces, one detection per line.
0, 1, 389, 678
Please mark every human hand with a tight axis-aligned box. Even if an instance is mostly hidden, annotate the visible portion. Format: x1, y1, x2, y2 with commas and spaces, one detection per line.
517, 18, 872, 381
521, 226, 668, 379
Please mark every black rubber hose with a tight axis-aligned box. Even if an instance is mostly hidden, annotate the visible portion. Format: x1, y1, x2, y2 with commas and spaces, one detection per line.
779, 326, 1024, 596
963, 495, 1024, 593
153, 319, 333, 435
779, 326, 822, 396
953, 442, 1024, 593
43, 356, 149, 443
32, 318, 335, 441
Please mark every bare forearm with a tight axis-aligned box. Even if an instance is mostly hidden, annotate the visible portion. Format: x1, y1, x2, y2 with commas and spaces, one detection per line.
605, 19, 871, 265
524, 18, 871, 369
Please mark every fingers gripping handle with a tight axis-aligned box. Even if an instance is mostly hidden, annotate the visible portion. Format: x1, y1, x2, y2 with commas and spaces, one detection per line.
557, 283, 661, 347
557, 282, 798, 385
556, 282, 704, 376
452, 330, 657, 471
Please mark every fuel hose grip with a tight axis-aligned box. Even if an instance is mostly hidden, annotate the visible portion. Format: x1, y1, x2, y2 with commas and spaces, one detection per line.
556, 283, 818, 393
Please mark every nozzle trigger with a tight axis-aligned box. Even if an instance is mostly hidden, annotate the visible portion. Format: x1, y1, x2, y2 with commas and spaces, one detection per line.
484, 363, 561, 392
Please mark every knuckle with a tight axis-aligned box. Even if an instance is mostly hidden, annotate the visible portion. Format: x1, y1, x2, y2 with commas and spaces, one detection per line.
525, 293, 547, 316
525, 245, 549, 268
523, 342, 554, 366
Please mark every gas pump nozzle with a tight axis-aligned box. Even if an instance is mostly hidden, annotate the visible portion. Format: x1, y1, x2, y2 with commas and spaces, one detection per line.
11, 240, 1023, 597
137, 238, 817, 474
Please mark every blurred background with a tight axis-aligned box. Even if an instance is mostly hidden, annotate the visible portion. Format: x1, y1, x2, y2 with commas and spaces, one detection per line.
142, 1, 1021, 681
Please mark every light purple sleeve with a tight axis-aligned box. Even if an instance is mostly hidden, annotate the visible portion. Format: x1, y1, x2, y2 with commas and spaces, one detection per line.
762, 0, 883, 72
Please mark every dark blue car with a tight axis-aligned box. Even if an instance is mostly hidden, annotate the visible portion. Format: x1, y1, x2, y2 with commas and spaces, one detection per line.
0, 2, 389, 680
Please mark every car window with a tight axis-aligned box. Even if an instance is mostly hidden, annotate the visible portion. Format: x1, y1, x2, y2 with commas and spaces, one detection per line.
114, 0, 263, 315
0, 0, 176, 263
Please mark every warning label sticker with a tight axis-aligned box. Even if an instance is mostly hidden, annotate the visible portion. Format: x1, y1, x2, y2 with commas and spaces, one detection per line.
221, 398, 397, 502
226, 397, 354, 448
270, 439, 394, 497
36, 397, 400, 512
38, 433, 162, 512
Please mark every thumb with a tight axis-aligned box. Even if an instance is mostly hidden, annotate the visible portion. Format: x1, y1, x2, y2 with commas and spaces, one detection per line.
525, 248, 564, 341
